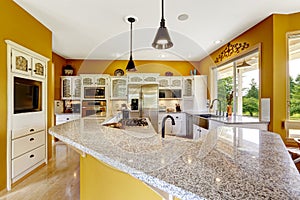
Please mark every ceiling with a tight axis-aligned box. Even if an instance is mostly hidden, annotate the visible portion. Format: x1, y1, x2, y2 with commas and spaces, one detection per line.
13, 0, 300, 61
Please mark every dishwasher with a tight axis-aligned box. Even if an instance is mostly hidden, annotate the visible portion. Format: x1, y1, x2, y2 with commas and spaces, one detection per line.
158, 113, 185, 136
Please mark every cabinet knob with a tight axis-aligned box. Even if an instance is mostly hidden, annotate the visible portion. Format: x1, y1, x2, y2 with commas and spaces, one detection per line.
30, 128, 34, 132
34, 69, 37, 72
29, 138, 35, 141
66, 118, 69, 120
29, 154, 35, 158
28, 68, 32, 71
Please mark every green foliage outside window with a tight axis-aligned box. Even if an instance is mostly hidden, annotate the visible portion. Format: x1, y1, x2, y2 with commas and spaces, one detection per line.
243, 79, 259, 117
217, 77, 259, 117
217, 77, 233, 113
290, 75, 300, 120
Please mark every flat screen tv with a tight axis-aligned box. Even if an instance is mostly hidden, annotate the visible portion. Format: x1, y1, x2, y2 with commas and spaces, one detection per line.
14, 77, 42, 114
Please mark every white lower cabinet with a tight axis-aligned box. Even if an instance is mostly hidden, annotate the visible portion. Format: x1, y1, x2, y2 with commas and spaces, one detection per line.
12, 145, 45, 179
12, 130, 45, 159
55, 113, 80, 125
193, 124, 209, 140
209, 120, 269, 131
158, 113, 186, 137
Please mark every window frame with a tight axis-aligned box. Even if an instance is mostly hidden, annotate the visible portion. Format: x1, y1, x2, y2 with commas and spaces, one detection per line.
286, 31, 300, 141
211, 45, 261, 118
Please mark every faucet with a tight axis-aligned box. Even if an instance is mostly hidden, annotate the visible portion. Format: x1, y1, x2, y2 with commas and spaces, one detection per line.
210, 99, 222, 116
161, 115, 175, 138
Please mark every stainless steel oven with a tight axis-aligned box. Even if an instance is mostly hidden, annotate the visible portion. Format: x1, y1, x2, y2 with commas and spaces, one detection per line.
84, 87, 105, 99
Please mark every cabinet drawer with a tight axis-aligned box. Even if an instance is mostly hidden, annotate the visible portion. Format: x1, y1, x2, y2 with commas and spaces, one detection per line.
12, 112, 45, 139
12, 145, 45, 178
55, 114, 80, 125
12, 130, 45, 159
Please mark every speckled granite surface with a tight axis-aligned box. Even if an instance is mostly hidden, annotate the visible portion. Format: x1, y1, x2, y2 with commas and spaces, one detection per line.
48, 117, 300, 200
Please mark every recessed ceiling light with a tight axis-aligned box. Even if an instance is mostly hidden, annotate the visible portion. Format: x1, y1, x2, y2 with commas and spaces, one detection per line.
214, 40, 222, 44
123, 15, 138, 24
177, 14, 189, 21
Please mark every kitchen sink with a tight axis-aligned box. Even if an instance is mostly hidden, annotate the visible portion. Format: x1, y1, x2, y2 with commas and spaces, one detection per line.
197, 114, 219, 118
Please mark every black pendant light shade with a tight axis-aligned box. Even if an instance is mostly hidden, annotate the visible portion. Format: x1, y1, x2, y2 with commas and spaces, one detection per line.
152, 0, 173, 49
126, 17, 137, 72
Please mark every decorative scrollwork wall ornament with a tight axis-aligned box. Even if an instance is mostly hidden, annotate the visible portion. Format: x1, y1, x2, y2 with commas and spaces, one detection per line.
214, 42, 250, 63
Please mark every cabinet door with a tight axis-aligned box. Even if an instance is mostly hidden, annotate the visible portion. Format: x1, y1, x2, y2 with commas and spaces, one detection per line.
32, 58, 46, 78
11, 49, 32, 76
94, 76, 107, 86
72, 77, 82, 99
82, 77, 94, 86
61, 77, 72, 99
158, 77, 170, 89
170, 77, 182, 89
111, 77, 127, 99
128, 75, 143, 84
143, 74, 159, 84
183, 77, 193, 98
193, 124, 201, 140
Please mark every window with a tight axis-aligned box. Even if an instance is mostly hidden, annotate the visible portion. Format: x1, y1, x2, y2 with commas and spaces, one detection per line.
213, 50, 260, 117
287, 33, 300, 138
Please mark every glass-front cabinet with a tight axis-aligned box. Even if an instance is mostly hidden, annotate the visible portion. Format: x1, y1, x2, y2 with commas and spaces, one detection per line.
170, 77, 182, 89
183, 76, 193, 98
110, 77, 127, 99
61, 76, 81, 100
11, 48, 46, 78
81, 75, 109, 86
128, 73, 159, 84
158, 76, 182, 89
158, 77, 170, 89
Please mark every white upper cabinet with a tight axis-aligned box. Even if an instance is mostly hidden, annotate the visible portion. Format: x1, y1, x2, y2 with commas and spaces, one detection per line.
11, 49, 47, 79
61, 76, 81, 100
127, 73, 159, 84
32, 58, 46, 78
158, 76, 182, 89
170, 77, 182, 89
142, 73, 159, 84
183, 76, 193, 98
110, 76, 127, 100
81, 74, 109, 86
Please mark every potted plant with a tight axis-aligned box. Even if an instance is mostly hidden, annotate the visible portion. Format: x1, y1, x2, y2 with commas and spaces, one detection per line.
226, 91, 233, 116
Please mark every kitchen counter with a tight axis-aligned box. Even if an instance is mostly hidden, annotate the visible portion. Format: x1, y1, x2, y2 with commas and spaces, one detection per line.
186, 111, 269, 124
48, 116, 300, 200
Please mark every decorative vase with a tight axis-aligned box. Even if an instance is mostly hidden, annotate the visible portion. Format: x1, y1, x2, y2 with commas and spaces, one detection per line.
227, 105, 232, 116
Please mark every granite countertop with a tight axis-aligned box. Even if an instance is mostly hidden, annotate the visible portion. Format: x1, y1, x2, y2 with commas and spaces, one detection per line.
48, 116, 300, 200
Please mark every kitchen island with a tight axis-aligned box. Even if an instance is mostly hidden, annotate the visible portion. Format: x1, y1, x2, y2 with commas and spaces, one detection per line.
48, 116, 300, 200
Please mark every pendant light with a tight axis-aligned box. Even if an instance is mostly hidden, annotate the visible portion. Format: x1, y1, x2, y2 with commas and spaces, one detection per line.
152, 0, 173, 49
126, 17, 137, 72
237, 60, 251, 68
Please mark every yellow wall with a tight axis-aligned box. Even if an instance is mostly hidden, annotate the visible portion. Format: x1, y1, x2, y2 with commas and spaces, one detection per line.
80, 155, 163, 200
0, 0, 52, 190
52, 53, 67, 100
65, 59, 197, 76
199, 13, 300, 141
199, 16, 274, 129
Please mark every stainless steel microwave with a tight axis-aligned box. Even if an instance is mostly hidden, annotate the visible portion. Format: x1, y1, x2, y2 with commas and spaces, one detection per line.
84, 87, 105, 99
159, 89, 182, 99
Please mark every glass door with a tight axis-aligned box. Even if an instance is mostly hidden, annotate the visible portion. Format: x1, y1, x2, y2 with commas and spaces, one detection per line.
287, 33, 300, 139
